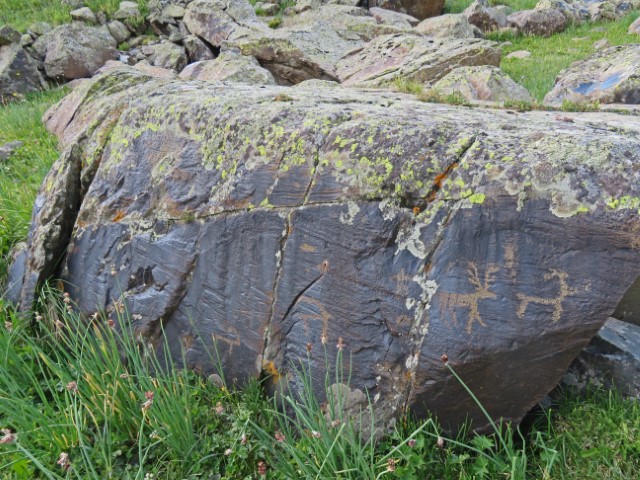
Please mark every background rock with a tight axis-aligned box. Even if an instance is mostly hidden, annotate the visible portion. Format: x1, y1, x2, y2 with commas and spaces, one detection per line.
414, 13, 482, 38
369, 7, 420, 27
41, 24, 118, 80
179, 51, 276, 84
0, 43, 47, 102
144, 42, 188, 71
0, 25, 21, 46
563, 318, 640, 398
183, 35, 215, 62
70, 7, 98, 24
0, 140, 24, 161
544, 45, 640, 105
9, 67, 640, 433
367, 0, 445, 20
429, 65, 533, 102
464, 0, 508, 32
508, 8, 567, 36
336, 34, 501, 87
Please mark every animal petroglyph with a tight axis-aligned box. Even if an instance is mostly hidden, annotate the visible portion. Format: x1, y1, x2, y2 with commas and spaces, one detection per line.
438, 263, 499, 334
516, 269, 577, 322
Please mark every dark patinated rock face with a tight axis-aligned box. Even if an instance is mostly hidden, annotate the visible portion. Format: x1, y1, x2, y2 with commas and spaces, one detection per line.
7, 67, 640, 433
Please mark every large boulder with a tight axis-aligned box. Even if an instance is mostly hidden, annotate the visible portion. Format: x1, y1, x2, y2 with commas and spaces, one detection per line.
231, 20, 358, 84
39, 23, 118, 80
179, 51, 277, 84
414, 13, 482, 39
0, 43, 47, 102
336, 34, 502, 88
280, 4, 411, 42
7, 66, 640, 433
429, 65, 533, 102
544, 45, 640, 106
367, 0, 445, 20
507, 8, 568, 37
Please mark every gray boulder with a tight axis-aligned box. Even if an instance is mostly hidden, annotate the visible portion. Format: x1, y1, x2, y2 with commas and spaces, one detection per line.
464, 0, 508, 32
113, 1, 142, 20
336, 34, 502, 88
183, 35, 215, 62
178, 51, 276, 84
11, 66, 640, 433
508, 8, 568, 36
629, 15, 640, 34
414, 13, 482, 38
544, 45, 640, 106
0, 140, 24, 161
369, 7, 421, 28
144, 42, 188, 71
27, 22, 52, 37
40, 23, 118, 80
183, 0, 262, 47
367, 0, 446, 20
534, 0, 589, 23
70, 7, 98, 24
0, 43, 47, 102
107, 20, 132, 44
0, 25, 21, 46
429, 65, 533, 102
563, 318, 640, 398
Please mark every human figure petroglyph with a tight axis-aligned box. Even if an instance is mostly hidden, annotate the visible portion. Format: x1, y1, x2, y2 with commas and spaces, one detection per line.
438, 263, 499, 334
293, 296, 331, 342
516, 269, 578, 322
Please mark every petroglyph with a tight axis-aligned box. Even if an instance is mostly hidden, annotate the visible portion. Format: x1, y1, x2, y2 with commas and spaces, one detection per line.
516, 269, 578, 322
392, 268, 412, 297
293, 296, 331, 341
438, 263, 498, 334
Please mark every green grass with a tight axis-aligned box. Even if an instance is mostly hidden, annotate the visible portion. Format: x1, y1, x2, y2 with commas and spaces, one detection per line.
0, 89, 66, 280
494, 10, 640, 101
444, 0, 539, 14
0, 0, 148, 32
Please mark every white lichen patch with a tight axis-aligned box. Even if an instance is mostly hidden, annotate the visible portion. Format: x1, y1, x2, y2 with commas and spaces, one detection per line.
339, 201, 361, 225
378, 198, 401, 221
395, 223, 427, 259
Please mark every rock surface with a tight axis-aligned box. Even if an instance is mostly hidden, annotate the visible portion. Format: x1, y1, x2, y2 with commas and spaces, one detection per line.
414, 13, 481, 38
40, 24, 118, 80
429, 65, 533, 102
563, 318, 640, 398
336, 34, 502, 87
544, 45, 640, 106
0, 140, 24, 161
508, 8, 567, 37
464, 0, 508, 32
8, 66, 640, 433
0, 43, 47, 102
0, 25, 21, 46
367, 0, 445, 20
179, 51, 276, 84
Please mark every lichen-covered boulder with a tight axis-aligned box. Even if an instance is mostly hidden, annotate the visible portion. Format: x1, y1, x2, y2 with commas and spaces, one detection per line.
336, 34, 501, 88
414, 13, 482, 39
544, 45, 640, 106
39, 23, 118, 80
508, 8, 568, 36
0, 43, 47, 102
369, 7, 420, 28
367, 0, 445, 20
7, 66, 640, 433
179, 51, 276, 84
429, 65, 533, 102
